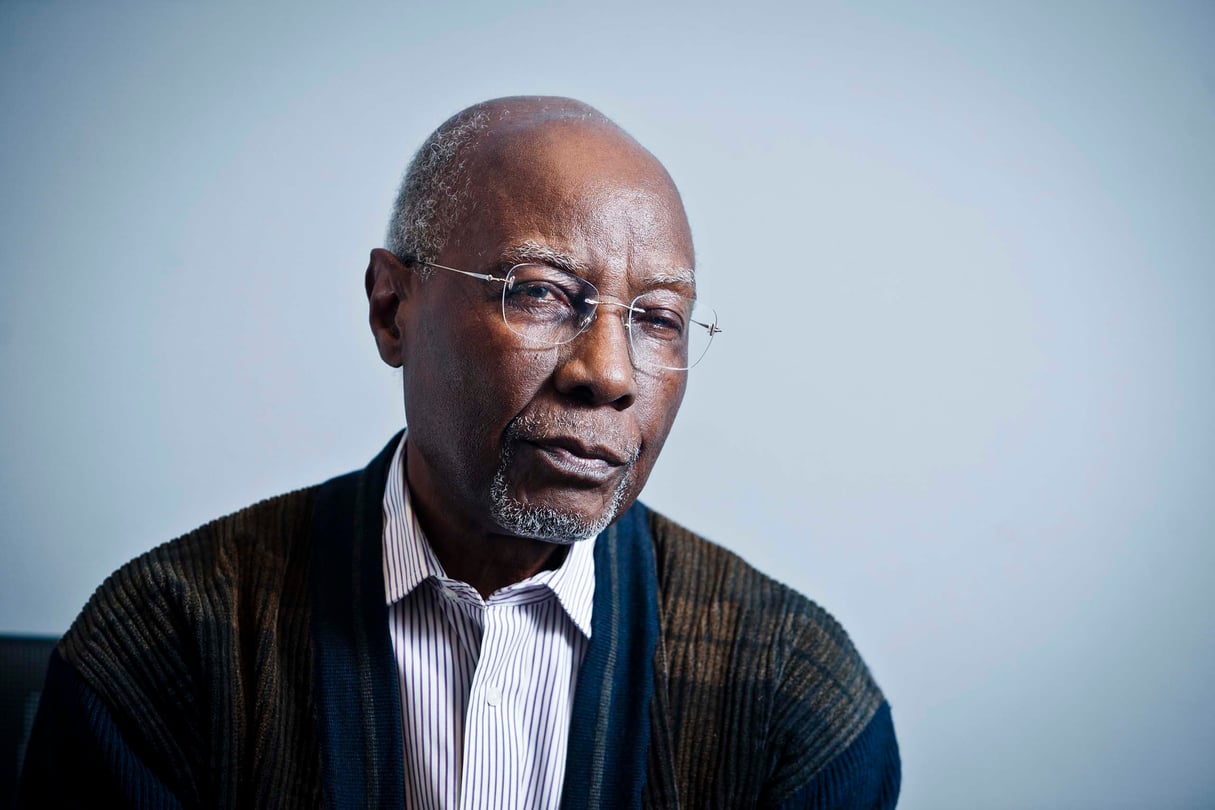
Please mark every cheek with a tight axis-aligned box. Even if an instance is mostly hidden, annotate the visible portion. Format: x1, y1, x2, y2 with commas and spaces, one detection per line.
644, 371, 687, 434
405, 308, 555, 452
632, 375, 688, 470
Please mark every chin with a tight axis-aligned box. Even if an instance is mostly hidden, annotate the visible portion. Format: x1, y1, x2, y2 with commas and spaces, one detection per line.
487, 466, 634, 544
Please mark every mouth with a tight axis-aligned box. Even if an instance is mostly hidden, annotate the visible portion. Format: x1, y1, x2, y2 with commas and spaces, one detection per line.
520, 437, 629, 485
528, 436, 633, 467
503, 412, 641, 488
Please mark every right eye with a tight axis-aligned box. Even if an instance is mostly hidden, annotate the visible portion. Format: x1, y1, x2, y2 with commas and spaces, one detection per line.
503, 264, 587, 312
509, 280, 566, 304
505, 279, 578, 317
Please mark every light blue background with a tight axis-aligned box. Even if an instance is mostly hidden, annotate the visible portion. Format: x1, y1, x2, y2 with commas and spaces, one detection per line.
2, 2, 1212, 807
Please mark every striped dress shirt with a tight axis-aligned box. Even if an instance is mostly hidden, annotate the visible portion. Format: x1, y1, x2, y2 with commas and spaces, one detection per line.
381, 435, 596, 809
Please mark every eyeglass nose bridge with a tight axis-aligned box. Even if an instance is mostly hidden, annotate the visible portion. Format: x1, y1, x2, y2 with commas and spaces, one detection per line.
578, 296, 644, 331
566, 297, 648, 375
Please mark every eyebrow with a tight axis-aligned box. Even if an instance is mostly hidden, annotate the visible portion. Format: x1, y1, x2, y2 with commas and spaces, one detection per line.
500, 241, 589, 275
646, 267, 696, 291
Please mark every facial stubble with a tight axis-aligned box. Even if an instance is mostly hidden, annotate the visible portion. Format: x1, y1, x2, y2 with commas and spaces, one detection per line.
488, 416, 638, 544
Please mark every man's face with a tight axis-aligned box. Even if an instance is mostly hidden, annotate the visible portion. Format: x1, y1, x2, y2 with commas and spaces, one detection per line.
396, 120, 693, 542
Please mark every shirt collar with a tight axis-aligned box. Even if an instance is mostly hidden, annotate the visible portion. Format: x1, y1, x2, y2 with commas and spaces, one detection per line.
381, 432, 595, 638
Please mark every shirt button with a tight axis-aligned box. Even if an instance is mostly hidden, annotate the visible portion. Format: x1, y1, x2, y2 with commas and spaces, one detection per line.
486, 685, 502, 707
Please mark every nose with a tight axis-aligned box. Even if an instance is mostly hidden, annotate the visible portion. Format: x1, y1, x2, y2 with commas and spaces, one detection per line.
552, 303, 637, 410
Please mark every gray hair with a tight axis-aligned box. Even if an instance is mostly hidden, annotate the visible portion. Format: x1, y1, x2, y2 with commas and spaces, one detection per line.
384, 108, 491, 276
385, 98, 623, 278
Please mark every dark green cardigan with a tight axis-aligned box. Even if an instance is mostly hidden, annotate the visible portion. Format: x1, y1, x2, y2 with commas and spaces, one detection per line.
19, 436, 899, 808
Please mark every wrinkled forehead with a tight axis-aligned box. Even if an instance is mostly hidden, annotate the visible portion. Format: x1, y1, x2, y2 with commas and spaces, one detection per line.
454, 119, 695, 283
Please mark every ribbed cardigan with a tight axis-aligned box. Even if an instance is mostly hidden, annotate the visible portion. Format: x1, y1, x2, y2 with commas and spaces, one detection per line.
19, 435, 899, 808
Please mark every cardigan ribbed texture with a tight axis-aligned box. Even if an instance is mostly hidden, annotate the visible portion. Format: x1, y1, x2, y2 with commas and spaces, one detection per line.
19, 436, 899, 808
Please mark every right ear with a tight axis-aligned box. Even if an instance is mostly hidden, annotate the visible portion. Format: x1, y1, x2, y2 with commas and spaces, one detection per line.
366, 248, 415, 368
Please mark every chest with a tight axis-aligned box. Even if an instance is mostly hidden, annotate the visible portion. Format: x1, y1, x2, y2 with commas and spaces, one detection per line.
389, 583, 589, 810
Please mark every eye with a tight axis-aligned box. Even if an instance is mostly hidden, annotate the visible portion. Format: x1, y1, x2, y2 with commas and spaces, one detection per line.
502, 264, 590, 319
505, 279, 577, 311
633, 306, 686, 340
510, 280, 565, 303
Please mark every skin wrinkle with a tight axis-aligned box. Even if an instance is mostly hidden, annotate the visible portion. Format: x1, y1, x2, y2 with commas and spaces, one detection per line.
500, 241, 694, 299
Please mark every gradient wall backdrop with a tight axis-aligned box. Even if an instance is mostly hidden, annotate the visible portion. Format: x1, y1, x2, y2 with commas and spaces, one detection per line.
2, 2, 1212, 807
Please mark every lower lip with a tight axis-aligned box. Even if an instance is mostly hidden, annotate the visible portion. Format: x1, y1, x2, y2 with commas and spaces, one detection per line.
525, 442, 620, 484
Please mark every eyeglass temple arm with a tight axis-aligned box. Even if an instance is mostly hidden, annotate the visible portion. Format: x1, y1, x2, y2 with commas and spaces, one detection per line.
401, 255, 509, 284
592, 298, 722, 336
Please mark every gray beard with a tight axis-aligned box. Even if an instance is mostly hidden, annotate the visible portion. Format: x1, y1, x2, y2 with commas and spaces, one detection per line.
488, 436, 634, 544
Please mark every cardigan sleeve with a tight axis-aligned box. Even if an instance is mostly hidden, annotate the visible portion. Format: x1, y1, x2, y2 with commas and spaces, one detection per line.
775, 701, 901, 810
760, 603, 901, 809
17, 648, 186, 809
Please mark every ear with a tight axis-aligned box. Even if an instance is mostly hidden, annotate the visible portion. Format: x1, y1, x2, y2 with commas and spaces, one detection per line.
366, 248, 415, 368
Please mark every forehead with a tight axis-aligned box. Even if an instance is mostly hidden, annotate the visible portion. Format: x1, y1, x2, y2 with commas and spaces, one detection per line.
451, 120, 695, 290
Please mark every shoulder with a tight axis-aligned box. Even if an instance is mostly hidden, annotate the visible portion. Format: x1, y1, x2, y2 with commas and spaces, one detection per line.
60, 486, 320, 686
645, 507, 897, 806
647, 506, 876, 685
32, 486, 326, 803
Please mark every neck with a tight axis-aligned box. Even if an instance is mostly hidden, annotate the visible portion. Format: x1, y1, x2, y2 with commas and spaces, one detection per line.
404, 442, 569, 600
427, 530, 570, 601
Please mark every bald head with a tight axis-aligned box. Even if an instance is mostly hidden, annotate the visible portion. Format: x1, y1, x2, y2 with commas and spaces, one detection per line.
385, 96, 689, 272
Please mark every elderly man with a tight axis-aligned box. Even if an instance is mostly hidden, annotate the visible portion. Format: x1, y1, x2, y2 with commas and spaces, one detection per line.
19, 97, 899, 808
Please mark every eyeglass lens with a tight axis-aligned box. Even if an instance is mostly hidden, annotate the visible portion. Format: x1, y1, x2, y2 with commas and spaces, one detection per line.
500, 264, 716, 371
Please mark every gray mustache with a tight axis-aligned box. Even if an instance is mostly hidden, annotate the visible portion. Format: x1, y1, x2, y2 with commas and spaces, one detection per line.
506, 413, 641, 465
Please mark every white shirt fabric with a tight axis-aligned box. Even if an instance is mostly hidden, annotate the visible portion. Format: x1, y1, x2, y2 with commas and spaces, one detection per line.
381, 435, 596, 810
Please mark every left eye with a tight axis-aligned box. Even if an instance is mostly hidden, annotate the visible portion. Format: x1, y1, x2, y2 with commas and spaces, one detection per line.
633, 307, 686, 338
